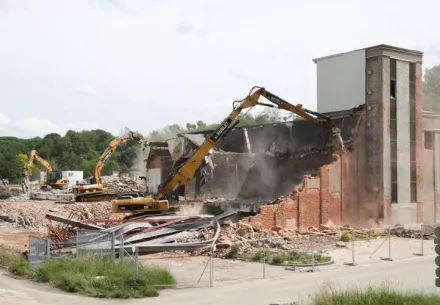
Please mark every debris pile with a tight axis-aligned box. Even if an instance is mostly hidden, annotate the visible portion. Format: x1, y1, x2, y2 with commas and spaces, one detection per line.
185, 220, 341, 258
101, 176, 145, 193
390, 224, 434, 239
0, 201, 120, 231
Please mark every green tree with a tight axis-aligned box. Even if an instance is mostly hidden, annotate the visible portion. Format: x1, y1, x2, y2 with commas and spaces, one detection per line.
423, 64, 440, 112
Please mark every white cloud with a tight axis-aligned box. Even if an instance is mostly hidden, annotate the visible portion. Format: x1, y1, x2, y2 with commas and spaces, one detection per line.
0, 112, 10, 125
11, 117, 61, 135
74, 85, 97, 96
1, 0, 440, 138
0, 112, 100, 138
65, 121, 99, 131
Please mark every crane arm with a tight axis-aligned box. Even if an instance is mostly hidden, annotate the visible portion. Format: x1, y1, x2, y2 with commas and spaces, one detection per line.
155, 86, 345, 203
93, 130, 145, 185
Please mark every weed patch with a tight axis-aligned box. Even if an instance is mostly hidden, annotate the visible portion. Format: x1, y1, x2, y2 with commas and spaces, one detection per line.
35, 256, 176, 298
312, 286, 440, 305
340, 231, 386, 242
0, 250, 34, 277
247, 249, 332, 266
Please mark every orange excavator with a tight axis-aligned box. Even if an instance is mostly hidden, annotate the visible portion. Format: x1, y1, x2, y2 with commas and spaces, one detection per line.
21, 150, 69, 193
111, 86, 345, 217
73, 129, 146, 202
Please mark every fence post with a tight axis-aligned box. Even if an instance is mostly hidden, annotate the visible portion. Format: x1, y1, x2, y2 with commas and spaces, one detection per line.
263, 250, 266, 279
76, 228, 79, 258
119, 235, 124, 260
413, 223, 424, 256
209, 244, 214, 287
135, 246, 139, 278
46, 239, 51, 260
380, 226, 393, 261
344, 230, 356, 266
111, 232, 116, 260
310, 234, 316, 272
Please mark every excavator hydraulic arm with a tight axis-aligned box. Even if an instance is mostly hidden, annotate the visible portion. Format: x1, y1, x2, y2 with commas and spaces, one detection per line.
74, 129, 146, 202
112, 86, 346, 215
93, 130, 145, 185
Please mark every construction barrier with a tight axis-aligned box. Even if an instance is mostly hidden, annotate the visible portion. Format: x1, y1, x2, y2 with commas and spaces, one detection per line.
76, 228, 115, 258
28, 235, 50, 271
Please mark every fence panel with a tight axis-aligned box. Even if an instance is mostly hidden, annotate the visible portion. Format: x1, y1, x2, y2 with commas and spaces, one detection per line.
28, 235, 50, 271
76, 229, 115, 258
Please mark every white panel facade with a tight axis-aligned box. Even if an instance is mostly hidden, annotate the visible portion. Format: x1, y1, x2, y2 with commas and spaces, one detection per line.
146, 168, 161, 193
61, 171, 84, 186
396, 61, 411, 203
315, 49, 366, 113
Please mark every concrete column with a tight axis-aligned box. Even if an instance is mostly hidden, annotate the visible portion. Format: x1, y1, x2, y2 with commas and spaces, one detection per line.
434, 133, 440, 221
396, 61, 411, 204
381, 56, 391, 218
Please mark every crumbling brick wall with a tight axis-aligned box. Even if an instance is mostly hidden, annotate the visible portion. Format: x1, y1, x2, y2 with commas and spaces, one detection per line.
243, 154, 348, 230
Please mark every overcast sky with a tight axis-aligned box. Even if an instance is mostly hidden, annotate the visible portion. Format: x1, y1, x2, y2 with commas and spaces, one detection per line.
1, 0, 440, 138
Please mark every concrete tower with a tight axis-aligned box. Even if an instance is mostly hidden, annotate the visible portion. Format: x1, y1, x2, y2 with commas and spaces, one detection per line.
314, 45, 424, 224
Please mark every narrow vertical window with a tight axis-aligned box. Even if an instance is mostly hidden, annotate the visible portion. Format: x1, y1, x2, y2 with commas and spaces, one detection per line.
409, 63, 417, 203
390, 59, 398, 203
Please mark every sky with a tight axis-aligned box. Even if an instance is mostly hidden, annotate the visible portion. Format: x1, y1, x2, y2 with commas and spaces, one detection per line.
1, 0, 440, 138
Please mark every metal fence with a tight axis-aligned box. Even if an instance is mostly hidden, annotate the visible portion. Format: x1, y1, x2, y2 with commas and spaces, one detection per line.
76, 229, 115, 258
28, 235, 50, 271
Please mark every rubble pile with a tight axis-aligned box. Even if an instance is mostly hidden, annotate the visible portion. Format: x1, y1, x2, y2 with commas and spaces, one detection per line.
101, 176, 145, 193
179, 220, 342, 258
0, 201, 122, 231
390, 224, 434, 239
1, 193, 29, 202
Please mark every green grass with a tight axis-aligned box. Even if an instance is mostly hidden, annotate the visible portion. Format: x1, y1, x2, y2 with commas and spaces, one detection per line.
248, 250, 332, 266
312, 286, 440, 305
0, 247, 176, 298
0, 250, 34, 277
35, 256, 176, 298
225, 245, 239, 259
340, 231, 386, 242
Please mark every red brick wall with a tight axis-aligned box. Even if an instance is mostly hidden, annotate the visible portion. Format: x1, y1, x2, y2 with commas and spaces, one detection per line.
243, 157, 345, 230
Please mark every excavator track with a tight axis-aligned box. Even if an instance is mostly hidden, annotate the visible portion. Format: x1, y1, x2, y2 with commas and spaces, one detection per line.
75, 193, 118, 202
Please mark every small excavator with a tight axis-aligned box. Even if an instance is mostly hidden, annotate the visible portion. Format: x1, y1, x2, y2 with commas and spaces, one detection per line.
21, 150, 69, 193
73, 129, 146, 202
111, 86, 346, 217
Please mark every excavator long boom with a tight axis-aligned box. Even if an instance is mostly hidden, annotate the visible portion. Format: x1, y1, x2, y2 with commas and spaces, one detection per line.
21, 149, 54, 193
112, 86, 345, 215
24, 150, 53, 174
155, 86, 344, 204
93, 130, 145, 185
74, 129, 146, 202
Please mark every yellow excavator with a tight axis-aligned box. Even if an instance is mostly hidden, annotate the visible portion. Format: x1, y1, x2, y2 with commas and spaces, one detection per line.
111, 86, 346, 216
21, 150, 69, 193
73, 129, 145, 202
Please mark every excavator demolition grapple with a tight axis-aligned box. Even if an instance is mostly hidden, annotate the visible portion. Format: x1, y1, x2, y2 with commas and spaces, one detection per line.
111, 86, 346, 219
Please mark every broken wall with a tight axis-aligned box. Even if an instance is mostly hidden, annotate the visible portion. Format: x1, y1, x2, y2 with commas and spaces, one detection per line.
242, 154, 349, 229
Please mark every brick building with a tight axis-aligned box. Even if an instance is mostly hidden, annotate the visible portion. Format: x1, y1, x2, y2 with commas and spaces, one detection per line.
146, 44, 440, 229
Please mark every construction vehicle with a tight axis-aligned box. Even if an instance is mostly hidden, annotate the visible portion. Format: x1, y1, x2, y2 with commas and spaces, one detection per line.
21, 150, 69, 193
73, 129, 146, 202
111, 86, 346, 216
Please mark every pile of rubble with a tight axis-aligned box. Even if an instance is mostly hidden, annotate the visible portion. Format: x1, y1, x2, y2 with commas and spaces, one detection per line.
101, 176, 146, 193
0, 201, 121, 231
390, 224, 434, 239
177, 220, 344, 258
